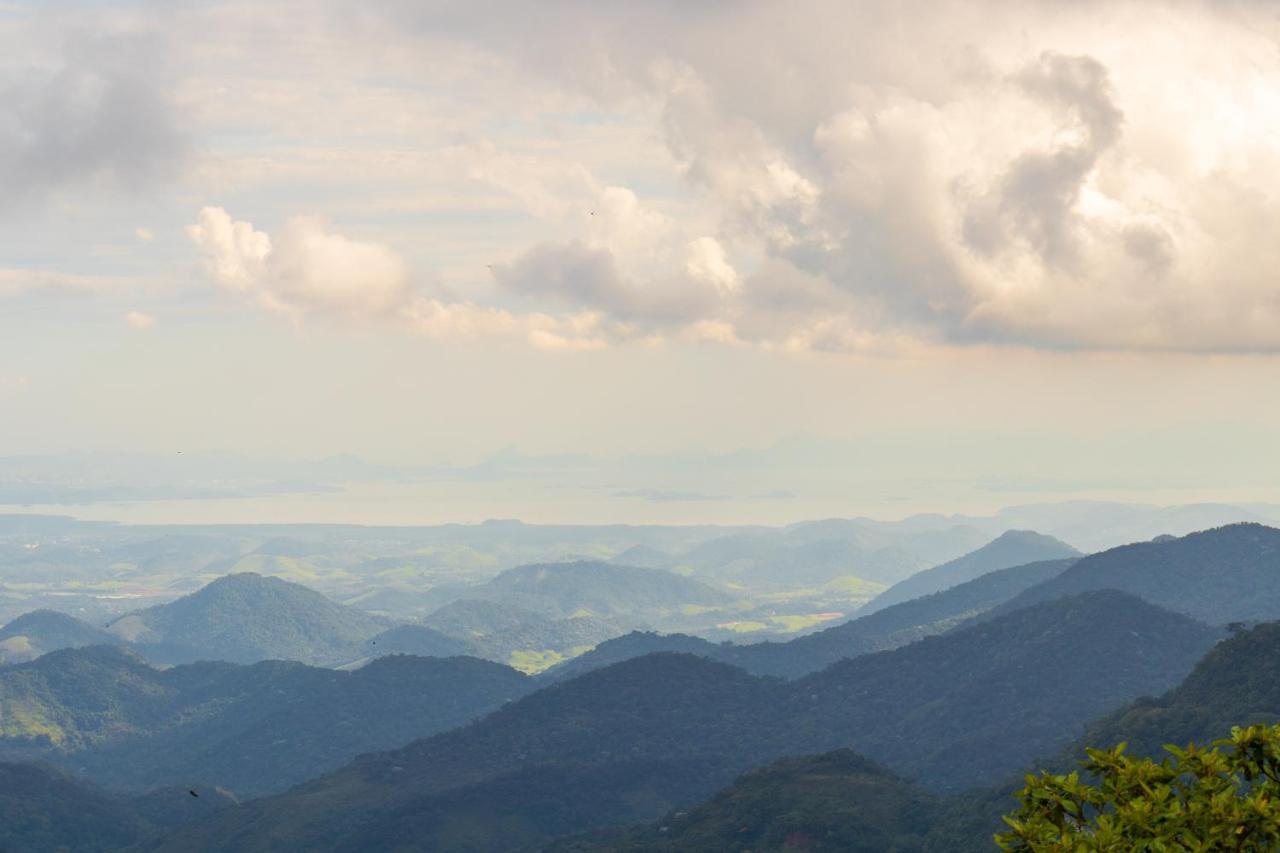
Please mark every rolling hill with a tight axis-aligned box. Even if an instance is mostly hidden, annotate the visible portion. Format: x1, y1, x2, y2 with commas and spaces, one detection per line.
153, 589, 1217, 850
988, 523, 1280, 626
788, 590, 1221, 791
0, 609, 120, 664
1073, 619, 1280, 762
551, 750, 941, 853
545, 556, 1078, 680
0, 761, 151, 853
423, 598, 626, 671
455, 559, 733, 620
105, 573, 390, 665
858, 530, 1080, 615
361, 624, 473, 660
0, 645, 532, 795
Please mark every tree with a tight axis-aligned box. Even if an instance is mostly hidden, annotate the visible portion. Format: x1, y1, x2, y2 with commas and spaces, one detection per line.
998, 724, 1280, 851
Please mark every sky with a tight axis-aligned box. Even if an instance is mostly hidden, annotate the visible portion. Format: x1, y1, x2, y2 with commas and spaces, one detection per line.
2, 0, 1280, 524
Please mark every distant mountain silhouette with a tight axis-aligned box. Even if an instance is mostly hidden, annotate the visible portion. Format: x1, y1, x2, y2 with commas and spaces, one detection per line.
987, 523, 1280, 626
362, 624, 472, 659
458, 560, 732, 620
545, 556, 1078, 680
858, 530, 1079, 615
105, 573, 389, 665
672, 521, 989, 590
156, 589, 1217, 850
0, 645, 531, 795
423, 598, 625, 670
0, 609, 120, 664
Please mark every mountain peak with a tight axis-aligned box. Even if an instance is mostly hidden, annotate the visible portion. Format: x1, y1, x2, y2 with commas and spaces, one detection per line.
993, 522, 1280, 625
858, 529, 1079, 615
112, 573, 387, 666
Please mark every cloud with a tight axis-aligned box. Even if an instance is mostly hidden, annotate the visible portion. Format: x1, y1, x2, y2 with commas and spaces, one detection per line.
188, 206, 635, 350
187, 207, 410, 320
354, 0, 1280, 353
124, 310, 155, 330
0, 26, 186, 212
611, 488, 723, 502
0, 268, 129, 297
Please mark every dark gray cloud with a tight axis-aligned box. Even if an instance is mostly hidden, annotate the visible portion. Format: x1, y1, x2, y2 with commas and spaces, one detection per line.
0, 30, 186, 212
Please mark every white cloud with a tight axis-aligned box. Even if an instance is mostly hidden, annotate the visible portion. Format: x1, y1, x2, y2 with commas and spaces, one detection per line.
353, 0, 1280, 352
124, 310, 155, 329
187, 206, 642, 351
187, 207, 409, 320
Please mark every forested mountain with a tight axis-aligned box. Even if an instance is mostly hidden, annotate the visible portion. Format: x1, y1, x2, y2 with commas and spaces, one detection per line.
104, 573, 390, 665
0, 761, 241, 853
0, 761, 152, 853
1074, 619, 1280, 761
153, 590, 1216, 851
362, 624, 472, 660
989, 523, 1280, 626
787, 590, 1221, 791
0, 645, 532, 794
448, 560, 732, 621
672, 521, 988, 590
541, 632, 728, 681
151, 653, 786, 852
423, 598, 626, 671
545, 556, 1078, 680
858, 530, 1079, 615
552, 750, 941, 853
0, 609, 120, 664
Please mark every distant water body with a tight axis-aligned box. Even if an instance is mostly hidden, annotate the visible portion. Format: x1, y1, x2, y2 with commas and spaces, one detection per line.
2, 479, 1276, 528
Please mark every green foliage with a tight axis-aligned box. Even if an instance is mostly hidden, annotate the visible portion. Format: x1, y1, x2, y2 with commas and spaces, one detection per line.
123, 572, 391, 666
545, 557, 1080, 682
554, 750, 941, 853
0, 646, 532, 795
994, 523, 1280, 626
998, 724, 1280, 851
0, 610, 119, 664
157, 593, 1219, 851
1075, 621, 1280, 765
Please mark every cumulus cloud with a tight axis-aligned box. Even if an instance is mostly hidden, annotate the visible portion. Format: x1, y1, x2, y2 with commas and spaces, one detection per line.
357, 0, 1280, 352
187, 207, 410, 320
187, 207, 636, 350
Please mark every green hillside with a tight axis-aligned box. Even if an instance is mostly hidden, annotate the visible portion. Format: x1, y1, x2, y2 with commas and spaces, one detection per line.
0, 645, 532, 794
859, 531, 1079, 616
106, 573, 390, 666
991, 523, 1280, 626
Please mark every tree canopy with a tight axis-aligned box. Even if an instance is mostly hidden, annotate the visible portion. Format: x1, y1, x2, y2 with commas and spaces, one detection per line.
999, 724, 1280, 851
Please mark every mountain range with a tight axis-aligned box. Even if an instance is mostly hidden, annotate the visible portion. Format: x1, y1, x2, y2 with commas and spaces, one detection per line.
856, 530, 1079, 615
151, 589, 1217, 851
545, 554, 1079, 680
0, 645, 532, 795
983, 523, 1280, 626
